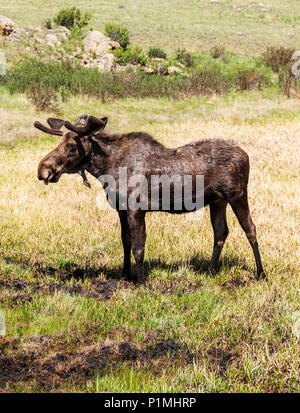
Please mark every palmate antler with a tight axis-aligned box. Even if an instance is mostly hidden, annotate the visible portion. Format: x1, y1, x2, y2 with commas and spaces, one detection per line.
64, 116, 108, 135
34, 115, 107, 136
34, 121, 64, 136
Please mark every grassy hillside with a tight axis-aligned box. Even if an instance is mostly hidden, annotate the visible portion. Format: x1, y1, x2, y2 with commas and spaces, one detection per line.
0, 0, 300, 53
0, 90, 299, 392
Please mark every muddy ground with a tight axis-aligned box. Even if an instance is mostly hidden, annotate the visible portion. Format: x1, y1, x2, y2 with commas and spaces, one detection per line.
0, 257, 239, 392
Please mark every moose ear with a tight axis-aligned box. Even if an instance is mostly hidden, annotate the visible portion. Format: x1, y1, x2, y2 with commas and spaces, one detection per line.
100, 117, 108, 129
47, 118, 65, 130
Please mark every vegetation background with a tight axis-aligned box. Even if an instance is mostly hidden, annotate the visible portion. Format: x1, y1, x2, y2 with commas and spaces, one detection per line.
0, 0, 299, 392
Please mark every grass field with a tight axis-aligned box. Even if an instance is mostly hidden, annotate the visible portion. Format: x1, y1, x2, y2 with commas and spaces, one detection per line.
0, 89, 299, 392
0, 0, 300, 53
0, 0, 299, 394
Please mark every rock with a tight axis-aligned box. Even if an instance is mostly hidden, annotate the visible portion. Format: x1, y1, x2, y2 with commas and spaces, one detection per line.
44, 33, 61, 46
157, 63, 167, 75
96, 53, 115, 72
168, 66, 182, 74
109, 41, 120, 49
51, 26, 70, 40
291, 50, 300, 61
84, 30, 120, 56
115, 64, 127, 72
143, 66, 154, 74
125, 64, 138, 72
151, 57, 167, 63
0, 15, 15, 36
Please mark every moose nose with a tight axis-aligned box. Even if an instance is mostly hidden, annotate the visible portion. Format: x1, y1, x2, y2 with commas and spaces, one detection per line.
37, 161, 49, 181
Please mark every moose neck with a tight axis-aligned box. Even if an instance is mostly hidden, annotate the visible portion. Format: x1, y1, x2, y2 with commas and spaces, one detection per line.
84, 133, 120, 179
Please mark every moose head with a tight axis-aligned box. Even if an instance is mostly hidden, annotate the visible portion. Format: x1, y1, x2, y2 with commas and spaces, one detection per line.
35, 115, 108, 187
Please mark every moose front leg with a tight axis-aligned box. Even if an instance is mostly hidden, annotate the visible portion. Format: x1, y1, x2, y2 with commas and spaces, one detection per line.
127, 210, 146, 284
118, 211, 132, 281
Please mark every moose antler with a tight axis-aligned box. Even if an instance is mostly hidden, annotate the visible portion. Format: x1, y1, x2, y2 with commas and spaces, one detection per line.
64, 116, 108, 135
34, 121, 64, 136
47, 118, 65, 130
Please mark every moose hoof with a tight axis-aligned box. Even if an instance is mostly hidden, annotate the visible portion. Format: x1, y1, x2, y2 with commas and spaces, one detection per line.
122, 273, 132, 282
207, 267, 217, 277
256, 271, 267, 281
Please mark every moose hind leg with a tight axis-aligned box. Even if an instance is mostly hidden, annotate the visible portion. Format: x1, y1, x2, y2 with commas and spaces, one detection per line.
208, 200, 229, 276
127, 210, 146, 284
118, 211, 132, 281
228, 195, 266, 281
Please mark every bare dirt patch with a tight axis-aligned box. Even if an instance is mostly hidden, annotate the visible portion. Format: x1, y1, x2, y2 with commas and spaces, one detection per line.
0, 332, 193, 391
221, 278, 247, 289
207, 347, 237, 373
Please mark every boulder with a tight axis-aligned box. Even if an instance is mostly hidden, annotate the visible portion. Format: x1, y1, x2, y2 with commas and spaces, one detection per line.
125, 64, 138, 73
143, 66, 154, 74
41, 27, 71, 47
168, 66, 182, 75
51, 26, 70, 40
96, 53, 115, 72
44, 33, 61, 47
84, 30, 120, 56
0, 15, 15, 36
291, 50, 300, 61
115, 64, 127, 72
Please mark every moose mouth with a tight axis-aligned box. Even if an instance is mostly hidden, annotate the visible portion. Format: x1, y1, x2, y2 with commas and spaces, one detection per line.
43, 171, 62, 185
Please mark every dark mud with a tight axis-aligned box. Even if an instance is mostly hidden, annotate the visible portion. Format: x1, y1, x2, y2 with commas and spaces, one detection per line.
221, 278, 247, 289
207, 347, 237, 373
0, 332, 193, 391
0, 277, 118, 303
148, 278, 203, 296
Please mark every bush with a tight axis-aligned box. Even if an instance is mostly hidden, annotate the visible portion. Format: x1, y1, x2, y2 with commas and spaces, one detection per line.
113, 47, 147, 66
26, 83, 59, 112
53, 7, 91, 31
175, 48, 194, 67
104, 23, 130, 49
210, 45, 226, 59
278, 66, 293, 98
148, 47, 167, 59
2, 55, 275, 108
236, 67, 270, 91
188, 64, 228, 95
263, 46, 295, 73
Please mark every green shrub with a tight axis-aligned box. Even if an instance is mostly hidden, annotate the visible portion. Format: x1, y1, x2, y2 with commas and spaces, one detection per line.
263, 46, 294, 73
26, 83, 59, 112
2, 54, 275, 108
175, 48, 194, 67
235, 67, 271, 91
148, 47, 167, 59
53, 7, 91, 31
113, 47, 147, 66
188, 64, 228, 95
104, 23, 130, 49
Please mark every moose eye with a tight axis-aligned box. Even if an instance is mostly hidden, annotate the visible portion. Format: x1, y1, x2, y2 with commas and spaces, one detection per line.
66, 143, 78, 152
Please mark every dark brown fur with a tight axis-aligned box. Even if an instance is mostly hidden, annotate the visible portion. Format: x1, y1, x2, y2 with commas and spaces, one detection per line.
36, 116, 266, 284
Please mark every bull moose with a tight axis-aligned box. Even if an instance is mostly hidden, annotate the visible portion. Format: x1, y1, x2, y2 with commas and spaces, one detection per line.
35, 115, 266, 284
